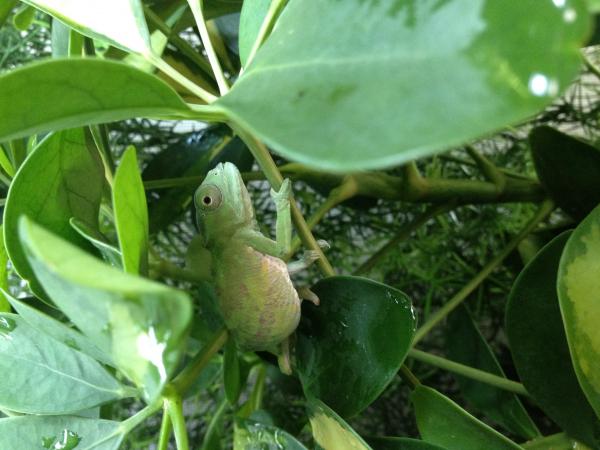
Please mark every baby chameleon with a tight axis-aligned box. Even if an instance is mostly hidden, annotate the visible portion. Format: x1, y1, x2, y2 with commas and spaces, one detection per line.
194, 162, 319, 373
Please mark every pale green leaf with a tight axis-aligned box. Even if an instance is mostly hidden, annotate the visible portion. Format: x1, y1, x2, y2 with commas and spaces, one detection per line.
218, 0, 590, 171
3, 128, 104, 298
22, 0, 152, 54
0, 58, 192, 143
558, 204, 600, 418
19, 217, 193, 401
238, 0, 270, 67
0, 313, 126, 414
308, 399, 372, 450
0, 415, 124, 450
113, 146, 149, 275
4, 291, 113, 366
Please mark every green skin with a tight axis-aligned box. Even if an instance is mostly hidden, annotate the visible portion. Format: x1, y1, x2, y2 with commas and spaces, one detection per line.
194, 162, 301, 358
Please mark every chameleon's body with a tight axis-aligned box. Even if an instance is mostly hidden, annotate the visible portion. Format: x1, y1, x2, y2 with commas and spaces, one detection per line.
194, 162, 302, 354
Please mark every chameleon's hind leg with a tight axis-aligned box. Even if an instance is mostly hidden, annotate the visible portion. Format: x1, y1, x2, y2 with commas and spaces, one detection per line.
297, 286, 320, 306
287, 240, 330, 275
277, 338, 293, 375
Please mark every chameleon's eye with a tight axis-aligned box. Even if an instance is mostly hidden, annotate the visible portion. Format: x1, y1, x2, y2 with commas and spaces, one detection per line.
195, 185, 223, 212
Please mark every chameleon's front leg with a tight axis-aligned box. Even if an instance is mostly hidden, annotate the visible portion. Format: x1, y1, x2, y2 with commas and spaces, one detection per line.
270, 178, 292, 256
237, 179, 293, 258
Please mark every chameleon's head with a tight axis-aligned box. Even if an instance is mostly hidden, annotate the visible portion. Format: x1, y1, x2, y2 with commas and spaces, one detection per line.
194, 162, 254, 245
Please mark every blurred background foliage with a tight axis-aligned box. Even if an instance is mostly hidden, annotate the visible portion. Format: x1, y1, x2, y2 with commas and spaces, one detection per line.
1, 8, 599, 448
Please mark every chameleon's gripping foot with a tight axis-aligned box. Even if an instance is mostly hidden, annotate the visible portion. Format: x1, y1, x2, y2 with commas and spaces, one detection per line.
298, 287, 320, 306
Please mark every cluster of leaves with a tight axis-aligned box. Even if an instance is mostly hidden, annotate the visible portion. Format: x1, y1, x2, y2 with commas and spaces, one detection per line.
1, 1, 600, 450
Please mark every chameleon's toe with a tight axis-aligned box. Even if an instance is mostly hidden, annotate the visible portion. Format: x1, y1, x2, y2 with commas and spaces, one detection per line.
298, 287, 320, 306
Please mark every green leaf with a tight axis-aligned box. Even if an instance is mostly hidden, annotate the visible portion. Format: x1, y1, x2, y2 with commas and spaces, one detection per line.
0, 313, 126, 414
558, 204, 600, 419
23, 0, 151, 54
70, 218, 123, 268
218, 0, 590, 172
507, 232, 600, 447
308, 399, 372, 450
530, 126, 600, 220
12, 4, 35, 31
0, 415, 124, 450
586, 0, 600, 13
113, 146, 149, 275
234, 419, 309, 450
224, 338, 241, 405
0, 0, 18, 28
412, 385, 522, 450
366, 437, 447, 450
446, 306, 539, 440
0, 58, 191, 143
238, 0, 270, 67
19, 217, 193, 401
3, 128, 104, 298
296, 276, 415, 418
4, 291, 113, 366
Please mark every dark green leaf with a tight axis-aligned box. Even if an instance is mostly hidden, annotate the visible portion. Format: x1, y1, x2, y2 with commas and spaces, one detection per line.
23, 0, 151, 54
296, 276, 415, 418
143, 127, 231, 233
224, 338, 241, 405
367, 437, 447, 450
238, 0, 270, 67
412, 385, 522, 450
12, 4, 35, 31
4, 291, 113, 366
0, 313, 126, 414
557, 204, 600, 418
0, 415, 124, 450
507, 231, 600, 447
308, 398, 372, 450
530, 126, 600, 220
3, 128, 104, 297
446, 305, 539, 439
234, 419, 309, 450
113, 146, 149, 275
19, 217, 192, 401
218, 0, 590, 171
0, 58, 191, 143
0, 0, 18, 28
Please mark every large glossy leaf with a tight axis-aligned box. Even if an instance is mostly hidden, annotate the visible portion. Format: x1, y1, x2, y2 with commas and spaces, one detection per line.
558, 204, 600, 418
507, 232, 600, 447
19, 217, 193, 401
113, 146, 149, 275
23, 0, 151, 54
0, 313, 126, 414
308, 399, 372, 450
367, 437, 447, 450
0, 415, 124, 450
3, 128, 104, 297
217, 0, 590, 172
5, 292, 113, 366
446, 306, 539, 439
238, 0, 269, 67
412, 385, 522, 450
296, 276, 415, 418
530, 126, 600, 220
0, 58, 191, 143
70, 218, 123, 268
234, 419, 308, 450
